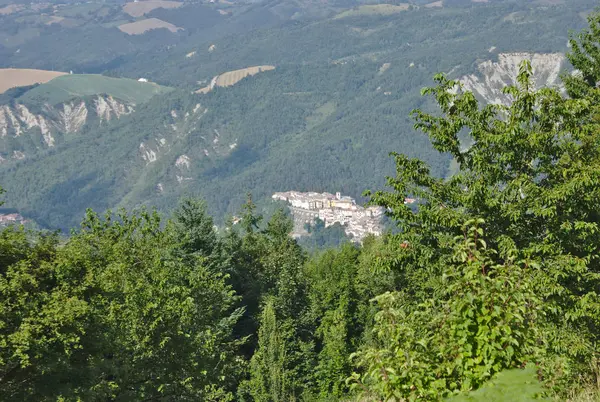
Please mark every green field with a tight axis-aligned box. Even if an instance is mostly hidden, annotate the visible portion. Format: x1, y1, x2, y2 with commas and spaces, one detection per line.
447, 367, 547, 402
18, 74, 173, 106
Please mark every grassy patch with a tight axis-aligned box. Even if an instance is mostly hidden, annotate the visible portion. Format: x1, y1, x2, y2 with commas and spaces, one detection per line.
306, 101, 336, 130
447, 366, 547, 402
18, 74, 173, 105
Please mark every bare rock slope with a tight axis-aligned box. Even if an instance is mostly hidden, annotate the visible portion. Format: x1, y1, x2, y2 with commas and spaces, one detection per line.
0, 95, 134, 162
459, 53, 566, 105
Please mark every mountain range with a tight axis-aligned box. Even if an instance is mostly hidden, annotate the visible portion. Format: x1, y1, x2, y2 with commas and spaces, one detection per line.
0, 0, 595, 230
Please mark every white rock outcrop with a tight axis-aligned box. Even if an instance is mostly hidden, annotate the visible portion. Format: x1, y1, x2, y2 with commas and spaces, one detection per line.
58, 101, 88, 133
459, 52, 566, 105
94, 95, 134, 123
139, 142, 157, 163
0, 96, 135, 162
175, 154, 190, 169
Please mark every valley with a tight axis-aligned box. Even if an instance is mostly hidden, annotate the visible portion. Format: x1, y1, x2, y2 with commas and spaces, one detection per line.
0, 0, 594, 233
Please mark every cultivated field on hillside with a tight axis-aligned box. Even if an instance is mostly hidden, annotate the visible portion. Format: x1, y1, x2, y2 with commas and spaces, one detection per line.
118, 18, 182, 35
0, 69, 67, 94
18, 74, 173, 105
197, 66, 275, 93
217, 66, 275, 86
123, 0, 182, 18
0, 4, 23, 15
333, 3, 410, 19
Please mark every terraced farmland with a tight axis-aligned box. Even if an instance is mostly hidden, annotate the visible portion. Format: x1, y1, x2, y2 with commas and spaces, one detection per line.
197, 66, 275, 93
217, 66, 275, 87
118, 18, 182, 35
333, 3, 410, 19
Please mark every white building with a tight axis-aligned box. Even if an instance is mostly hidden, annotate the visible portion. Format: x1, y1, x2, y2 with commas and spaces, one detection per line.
273, 190, 384, 242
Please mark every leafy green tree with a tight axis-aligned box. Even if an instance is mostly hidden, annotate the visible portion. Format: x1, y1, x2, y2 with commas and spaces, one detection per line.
563, 12, 600, 99
353, 53, 600, 397
1, 208, 243, 400
350, 221, 542, 399
246, 299, 290, 402
171, 198, 219, 257
305, 244, 361, 397
241, 194, 263, 235
0, 228, 80, 400
232, 200, 317, 399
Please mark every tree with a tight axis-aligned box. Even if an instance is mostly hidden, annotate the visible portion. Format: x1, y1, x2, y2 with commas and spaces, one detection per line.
241, 194, 262, 235
1, 208, 244, 400
171, 198, 218, 257
350, 221, 542, 399
353, 57, 600, 398
0, 228, 78, 400
305, 244, 361, 398
563, 12, 600, 99
246, 299, 289, 402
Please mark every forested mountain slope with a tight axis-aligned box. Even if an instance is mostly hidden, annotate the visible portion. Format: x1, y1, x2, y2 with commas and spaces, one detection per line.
0, 75, 171, 164
0, 0, 596, 230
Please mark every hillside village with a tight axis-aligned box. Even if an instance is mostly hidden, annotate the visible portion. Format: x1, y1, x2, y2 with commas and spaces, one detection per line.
272, 191, 386, 241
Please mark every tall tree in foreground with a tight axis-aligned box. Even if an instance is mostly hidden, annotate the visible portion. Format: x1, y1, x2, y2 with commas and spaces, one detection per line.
235, 203, 315, 400
351, 43, 600, 398
246, 299, 289, 402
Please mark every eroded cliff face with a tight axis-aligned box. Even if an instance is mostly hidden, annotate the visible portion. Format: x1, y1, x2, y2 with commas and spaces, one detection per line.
134, 102, 242, 196
57, 101, 88, 134
95, 96, 134, 123
0, 95, 134, 162
459, 52, 566, 105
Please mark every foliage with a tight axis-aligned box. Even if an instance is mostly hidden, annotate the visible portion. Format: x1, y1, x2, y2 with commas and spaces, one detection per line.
353, 51, 600, 399
564, 11, 600, 100
306, 244, 361, 398
349, 221, 542, 400
0, 208, 243, 400
245, 299, 290, 402
299, 218, 351, 252
2, 3, 600, 402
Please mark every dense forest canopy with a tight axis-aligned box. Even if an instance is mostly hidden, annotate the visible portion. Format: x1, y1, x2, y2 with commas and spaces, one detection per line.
2, 9, 600, 401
